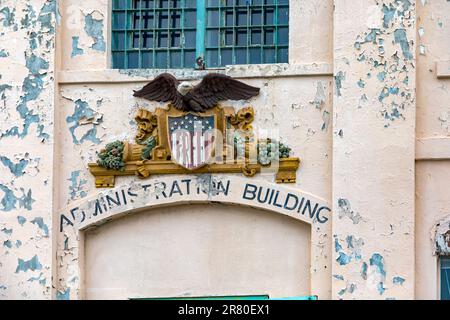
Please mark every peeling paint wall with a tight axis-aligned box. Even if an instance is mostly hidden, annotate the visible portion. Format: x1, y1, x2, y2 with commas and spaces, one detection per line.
0, 0, 57, 299
333, 0, 416, 299
415, 0, 450, 300
0, 0, 448, 300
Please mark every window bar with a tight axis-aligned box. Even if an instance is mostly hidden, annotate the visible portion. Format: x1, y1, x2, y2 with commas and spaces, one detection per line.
218, 0, 222, 67
232, 2, 236, 65
181, 0, 185, 68
196, 0, 206, 68
139, 0, 143, 68
125, 2, 129, 68
152, 0, 156, 68
260, 0, 263, 64
246, 1, 250, 64
274, 0, 278, 63
167, 0, 170, 69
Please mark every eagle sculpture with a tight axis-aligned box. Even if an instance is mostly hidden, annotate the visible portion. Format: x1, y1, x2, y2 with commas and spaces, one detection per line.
133, 73, 260, 112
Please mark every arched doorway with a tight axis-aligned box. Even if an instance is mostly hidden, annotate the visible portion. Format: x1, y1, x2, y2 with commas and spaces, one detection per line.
84, 203, 311, 300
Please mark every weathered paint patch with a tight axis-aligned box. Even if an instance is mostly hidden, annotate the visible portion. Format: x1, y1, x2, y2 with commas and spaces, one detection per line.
15, 255, 42, 273
17, 216, 26, 226
0, 156, 29, 177
394, 29, 413, 60
337, 198, 362, 224
66, 99, 102, 145
57, 288, 70, 300
68, 171, 87, 201
393, 276, 405, 285
84, 13, 105, 52
71, 36, 84, 58
334, 71, 345, 96
0, 185, 35, 211
31, 217, 49, 237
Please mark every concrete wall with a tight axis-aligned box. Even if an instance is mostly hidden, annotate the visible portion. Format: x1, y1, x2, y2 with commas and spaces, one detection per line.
0, 0, 449, 300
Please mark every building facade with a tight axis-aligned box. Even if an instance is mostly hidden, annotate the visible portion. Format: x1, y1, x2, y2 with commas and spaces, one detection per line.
0, 0, 449, 300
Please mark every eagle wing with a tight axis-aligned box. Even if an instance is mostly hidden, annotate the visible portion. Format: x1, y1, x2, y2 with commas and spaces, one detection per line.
186, 73, 260, 110
133, 73, 183, 109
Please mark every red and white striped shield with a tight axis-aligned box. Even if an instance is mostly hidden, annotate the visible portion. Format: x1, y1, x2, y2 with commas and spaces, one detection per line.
168, 113, 216, 170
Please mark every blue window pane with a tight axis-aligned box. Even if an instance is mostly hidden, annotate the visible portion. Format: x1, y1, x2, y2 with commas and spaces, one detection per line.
237, 0, 250, 5
142, 31, 154, 48
138, 0, 155, 9
171, 31, 181, 47
252, 0, 263, 4
113, 32, 126, 50
263, 48, 275, 63
225, 30, 234, 46
156, 51, 168, 68
264, 8, 274, 24
207, 0, 220, 5
251, 9, 262, 25
184, 10, 196, 28
208, 10, 219, 27
235, 48, 247, 64
132, 12, 141, 29
140, 12, 154, 29
278, 7, 289, 25
207, 30, 219, 47
251, 29, 261, 45
113, 0, 128, 10
278, 27, 288, 45
206, 49, 219, 68
265, 0, 274, 4
236, 29, 247, 46
184, 50, 196, 67
264, 29, 274, 45
442, 258, 450, 300
170, 51, 182, 68
226, 11, 234, 26
128, 51, 140, 68
159, 0, 169, 9
236, 10, 248, 26
221, 49, 232, 65
171, 0, 181, 8
158, 32, 168, 47
141, 51, 153, 67
113, 52, 125, 68
249, 48, 261, 64
184, 31, 196, 48
113, 11, 126, 29
132, 32, 141, 48
159, 13, 169, 28
277, 47, 288, 63
278, 0, 288, 4
171, 11, 181, 28
185, 0, 196, 8
225, 0, 234, 6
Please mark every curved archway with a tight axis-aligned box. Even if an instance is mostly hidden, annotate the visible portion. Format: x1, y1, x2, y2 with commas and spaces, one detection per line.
59, 175, 332, 299
84, 203, 312, 299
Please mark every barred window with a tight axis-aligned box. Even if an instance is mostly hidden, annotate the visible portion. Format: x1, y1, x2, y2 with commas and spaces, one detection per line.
442, 257, 450, 300
111, 0, 289, 69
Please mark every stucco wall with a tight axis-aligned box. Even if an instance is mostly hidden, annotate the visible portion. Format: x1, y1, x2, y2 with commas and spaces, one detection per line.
0, 0, 449, 300
415, 0, 450, 300
0, 0, 58, 299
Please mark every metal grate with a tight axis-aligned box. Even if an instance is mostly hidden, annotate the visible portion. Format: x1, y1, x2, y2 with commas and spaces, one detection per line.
112, 0, 197, 69
205, 0, 289, 67
111, 0, 289, 69
442, 257, 450, 300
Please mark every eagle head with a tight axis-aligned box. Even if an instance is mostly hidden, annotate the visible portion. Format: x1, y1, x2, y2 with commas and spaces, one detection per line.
177, 82, 194, 96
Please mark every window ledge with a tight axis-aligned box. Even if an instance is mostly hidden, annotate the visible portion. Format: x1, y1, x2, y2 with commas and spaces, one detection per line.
58, 63, 332, 84
436, 60, 450, 79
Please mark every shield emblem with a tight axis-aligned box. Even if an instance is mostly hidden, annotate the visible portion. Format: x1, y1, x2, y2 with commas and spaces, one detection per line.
168, 113, 216, 170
